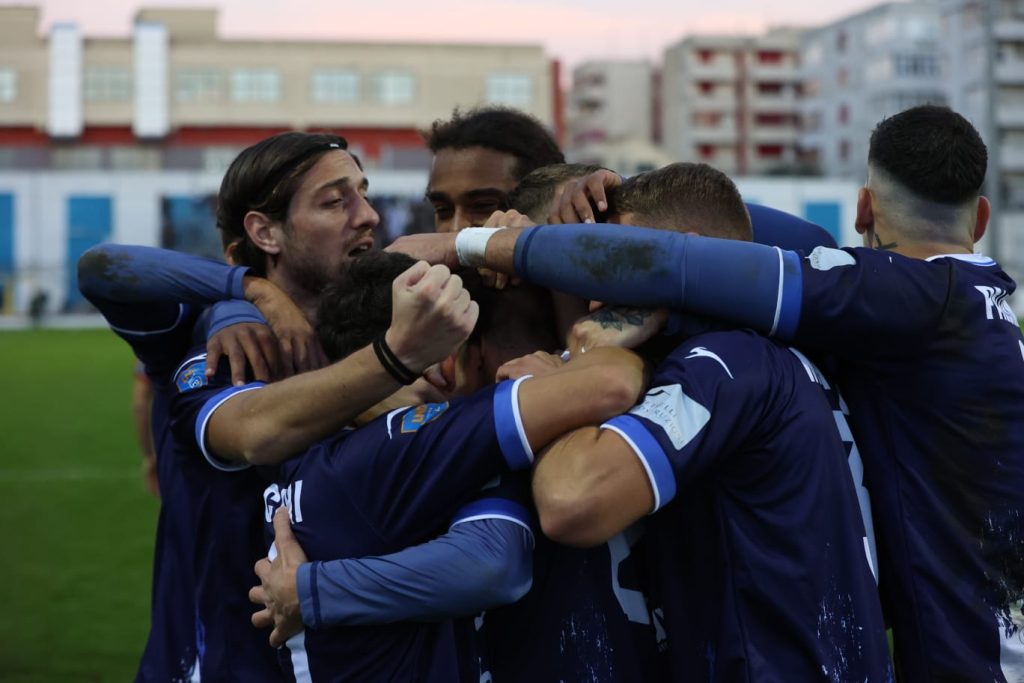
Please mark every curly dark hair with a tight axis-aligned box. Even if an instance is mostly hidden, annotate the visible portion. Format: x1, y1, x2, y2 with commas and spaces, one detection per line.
425, 106, 565, 183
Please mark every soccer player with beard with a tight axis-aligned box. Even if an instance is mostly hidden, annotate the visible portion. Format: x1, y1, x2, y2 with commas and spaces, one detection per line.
89, 131, 477, 681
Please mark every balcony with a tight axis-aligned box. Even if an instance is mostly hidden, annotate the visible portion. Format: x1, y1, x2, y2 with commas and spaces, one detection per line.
750, 91, 799, 112
999, 145, 1024, 171
996, 60, 1024, 85
688, 61, 738, 82
750, 126, 799, 144
996, 103, 1024, 128
994, 19, 1024, 41
691, 123, 739, 144
689, 92, 738, 111
749, 63, 800, 82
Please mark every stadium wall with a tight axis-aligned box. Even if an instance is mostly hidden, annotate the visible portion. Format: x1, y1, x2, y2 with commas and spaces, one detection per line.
0, 171, 860, 315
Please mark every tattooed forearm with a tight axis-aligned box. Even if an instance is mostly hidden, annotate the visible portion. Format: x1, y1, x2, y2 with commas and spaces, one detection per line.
591, 307, 655, 331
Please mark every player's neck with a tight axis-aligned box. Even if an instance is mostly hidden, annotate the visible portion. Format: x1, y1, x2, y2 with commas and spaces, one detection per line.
869, 226, 974, 260
266, 272, 320, 325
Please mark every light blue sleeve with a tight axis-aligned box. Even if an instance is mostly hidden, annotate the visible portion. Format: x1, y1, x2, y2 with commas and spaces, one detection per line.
298, 518, 533, 628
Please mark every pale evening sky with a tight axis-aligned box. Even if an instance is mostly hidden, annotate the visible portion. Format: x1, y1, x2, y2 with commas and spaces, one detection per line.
6, 0, 886, 68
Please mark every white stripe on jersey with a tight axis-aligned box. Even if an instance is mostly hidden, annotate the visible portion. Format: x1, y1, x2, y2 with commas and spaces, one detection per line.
789, 347, 879, 583
769, 247, 785, 337
286, 631, 313, 683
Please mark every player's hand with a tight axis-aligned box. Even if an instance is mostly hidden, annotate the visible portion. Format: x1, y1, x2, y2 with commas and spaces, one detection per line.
386, 232, 460, 270
206, 322, 283, 386
243, 276, 329, 377
568, 307, 668, 357
250, 507, 306, 648
496, 351, 566, 381
385, 261, 479, 382
548, 169, 622, 224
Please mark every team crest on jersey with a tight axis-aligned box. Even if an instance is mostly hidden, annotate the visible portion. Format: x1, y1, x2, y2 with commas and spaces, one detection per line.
401, 402, 449, 433
174, 356, 208, 393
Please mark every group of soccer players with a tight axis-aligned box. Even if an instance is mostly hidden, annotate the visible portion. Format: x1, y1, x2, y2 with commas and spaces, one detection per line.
79, 103, 1024, 682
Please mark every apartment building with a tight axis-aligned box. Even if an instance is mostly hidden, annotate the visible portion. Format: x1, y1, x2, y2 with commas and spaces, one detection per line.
0, 5, 560, 313
0, 6, 558, 174
799, 2, 947, 178
661, 28, 803, 176
566, 60, 671, 173
943, 0, 1024, 304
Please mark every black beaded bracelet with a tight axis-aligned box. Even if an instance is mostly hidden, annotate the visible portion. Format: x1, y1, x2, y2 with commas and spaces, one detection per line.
372, 334, 419, 385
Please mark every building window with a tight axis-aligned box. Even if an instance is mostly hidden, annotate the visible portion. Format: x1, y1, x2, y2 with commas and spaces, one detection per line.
84, 66, 132, 102
838, 104, 849, 125
486, 73, 533, 107
837, 67, 848, 87
697, 81, 715, 95
757, 51, 783, 64
369, 71, 415, 105
756, 113, 786, 126
757, 145, 784, 158
839, 139, 850, 162
805, 42, 824, 67
837, 31, 848, 53
893, 54, 939, 78
311, 69, 360, 104
698, 144, 715, 160
230, 68, 280, 103
697, 49, 715, 64
757, 82, 783, 94
0, 67, 15, 103
176, 69, 222, 104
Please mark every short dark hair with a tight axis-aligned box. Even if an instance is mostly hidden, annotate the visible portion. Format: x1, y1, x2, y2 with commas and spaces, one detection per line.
316, 252, 418, 363
216, 132, 353, 276
425, 106, 565, 183
508, 163, 605, 221
611, 162, 752, 241
316, 251, 558, 364
868, 105, 987, 204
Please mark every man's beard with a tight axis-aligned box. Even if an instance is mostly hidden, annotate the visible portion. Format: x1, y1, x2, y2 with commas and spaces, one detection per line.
284, 244, 337, 296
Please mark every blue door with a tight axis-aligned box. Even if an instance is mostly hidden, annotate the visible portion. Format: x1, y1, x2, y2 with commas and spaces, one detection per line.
66, 195, 112, 311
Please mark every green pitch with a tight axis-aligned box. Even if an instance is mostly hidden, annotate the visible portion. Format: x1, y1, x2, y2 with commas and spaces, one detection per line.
0, 329, 158, 682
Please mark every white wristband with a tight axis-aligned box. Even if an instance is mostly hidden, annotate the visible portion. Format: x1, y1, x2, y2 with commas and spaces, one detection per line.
455, 227, 504, 268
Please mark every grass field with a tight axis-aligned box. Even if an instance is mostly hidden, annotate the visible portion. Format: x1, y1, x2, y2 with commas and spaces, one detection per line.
0, 329, 158, 682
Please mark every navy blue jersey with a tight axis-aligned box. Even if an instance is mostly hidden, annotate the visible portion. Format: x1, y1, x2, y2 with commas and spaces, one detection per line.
262, 380, 534, 682
480, 524, 665, 682
82, 301, 204, 682
604, 332, 892, 682
790, 249, 1024, 681
169, 351, 284, 682
746, 202, 837, 253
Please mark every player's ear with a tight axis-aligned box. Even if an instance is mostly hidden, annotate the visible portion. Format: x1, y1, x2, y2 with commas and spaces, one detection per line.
437, 354, 458, 391
855, 187, 875, 246
973, 196, 990, 244
244, 211, 282, 255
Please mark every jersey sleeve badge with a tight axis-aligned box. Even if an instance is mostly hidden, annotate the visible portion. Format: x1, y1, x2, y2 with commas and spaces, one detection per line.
174, 356, 208, 393
400, 402, 450, 433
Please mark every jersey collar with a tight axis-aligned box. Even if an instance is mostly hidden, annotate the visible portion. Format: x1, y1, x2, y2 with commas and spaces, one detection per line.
925, 253, 997, 266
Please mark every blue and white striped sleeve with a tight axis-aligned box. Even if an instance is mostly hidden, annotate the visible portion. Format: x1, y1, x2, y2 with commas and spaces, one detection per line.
601, 414, 678, 513
492, 376, 535, 471
193, 383, 265, 472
